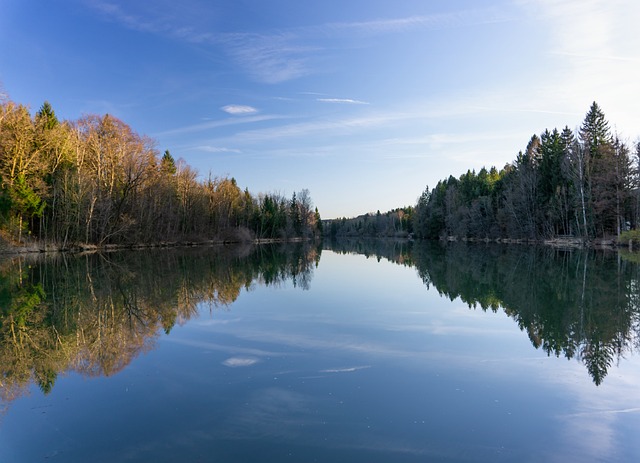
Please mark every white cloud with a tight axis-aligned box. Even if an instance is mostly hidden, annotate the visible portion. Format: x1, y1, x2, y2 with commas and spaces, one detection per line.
221, 104, 258, 115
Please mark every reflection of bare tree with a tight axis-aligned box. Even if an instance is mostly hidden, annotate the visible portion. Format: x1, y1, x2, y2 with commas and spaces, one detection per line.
0, 242, 319, 404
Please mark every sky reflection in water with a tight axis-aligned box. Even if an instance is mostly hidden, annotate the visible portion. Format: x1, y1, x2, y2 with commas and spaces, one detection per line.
1, 244, 640, 462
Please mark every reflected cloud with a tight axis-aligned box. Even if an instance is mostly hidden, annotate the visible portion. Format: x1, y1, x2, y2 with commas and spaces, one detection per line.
223, 387, 323, 439
222, 357, 259, 367
164, 337, 284, 357
320, 366, 370, 373
549, 356, 640, 461
196, 317, 243, 326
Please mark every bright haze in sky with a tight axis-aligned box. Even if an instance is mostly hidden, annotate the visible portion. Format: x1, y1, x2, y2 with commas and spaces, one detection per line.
1, 0, 639, 219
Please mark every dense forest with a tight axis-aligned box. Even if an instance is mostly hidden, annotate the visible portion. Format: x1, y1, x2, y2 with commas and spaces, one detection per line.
413, 102, 639, 242
0, 97, 322, 250
329, 102, 639, 243
324, 207, 413, 238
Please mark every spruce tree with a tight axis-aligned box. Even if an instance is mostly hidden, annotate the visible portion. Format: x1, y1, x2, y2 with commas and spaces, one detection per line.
579, 101, 612, 158
36, 101, 59, 130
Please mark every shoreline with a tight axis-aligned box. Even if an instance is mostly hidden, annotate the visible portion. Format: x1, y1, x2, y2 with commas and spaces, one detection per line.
441, 235, 620, 250
0, 236, 312, 255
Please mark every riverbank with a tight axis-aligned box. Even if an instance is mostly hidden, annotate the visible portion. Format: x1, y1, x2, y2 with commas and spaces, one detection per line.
0, 236, 313, 255
441, 235, 621, 250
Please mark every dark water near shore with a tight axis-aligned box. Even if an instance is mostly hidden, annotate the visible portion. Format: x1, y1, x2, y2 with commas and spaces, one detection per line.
1, 241, 639, 462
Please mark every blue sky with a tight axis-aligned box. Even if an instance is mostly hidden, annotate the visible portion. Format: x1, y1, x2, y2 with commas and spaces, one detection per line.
2, 0, 639, 218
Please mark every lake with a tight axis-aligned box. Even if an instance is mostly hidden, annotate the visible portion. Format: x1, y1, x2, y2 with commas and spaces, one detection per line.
1, 241, 639, 462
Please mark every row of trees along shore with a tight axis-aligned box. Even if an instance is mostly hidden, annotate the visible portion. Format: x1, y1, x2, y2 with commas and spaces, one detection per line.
0, 97, 322, 249
414, 102, 640, 243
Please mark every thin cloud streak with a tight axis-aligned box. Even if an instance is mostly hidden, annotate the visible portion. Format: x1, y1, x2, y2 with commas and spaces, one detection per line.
202, 98, 529, 147
324, 8, 513, 35
219, 112, 409, 142
317, 98, 369, 105
154, 114, 287, 137
550, 51, 640, 63
195, 145, 242, 154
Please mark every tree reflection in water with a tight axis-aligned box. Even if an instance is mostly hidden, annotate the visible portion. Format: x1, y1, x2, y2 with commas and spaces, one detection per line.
0, 242, 320, 404
326, 238, 640, 386
2, 237, 638, 408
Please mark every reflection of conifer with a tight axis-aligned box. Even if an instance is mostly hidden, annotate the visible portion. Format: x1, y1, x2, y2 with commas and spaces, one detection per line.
581, 340, 614, 386
35, 368, 57, 394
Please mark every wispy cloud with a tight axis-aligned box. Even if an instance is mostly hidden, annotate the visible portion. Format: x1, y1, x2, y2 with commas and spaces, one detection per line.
517, 0, 640, 136
320, 366, 370, 373
154, 114, 286, 137
89, 1, 158, 33
324, 8, 512, 35
550, 51, 640, 64
164, 337, 285, 357
220, 32, 317, 84
88, 0, 216, 40
221, 104, 258, 115
86, 2, 513, 85
222, 112, 408, 142
224, 8, 511, 83
317, 98, 369, 105
195, 145, 242, 154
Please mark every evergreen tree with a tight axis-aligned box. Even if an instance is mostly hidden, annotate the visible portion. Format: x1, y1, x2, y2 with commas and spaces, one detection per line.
35, 101, 59, 130
161, 150, 177, 175
579, 101, 612, 158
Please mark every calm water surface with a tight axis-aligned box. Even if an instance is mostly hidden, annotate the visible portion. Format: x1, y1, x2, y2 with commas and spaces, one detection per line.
1, 242, 639, 462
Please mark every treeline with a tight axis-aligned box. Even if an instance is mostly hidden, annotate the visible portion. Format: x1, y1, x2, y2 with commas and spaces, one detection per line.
414, 102, 639, 241
0, 97, 322, 248
325, 207, 414, 238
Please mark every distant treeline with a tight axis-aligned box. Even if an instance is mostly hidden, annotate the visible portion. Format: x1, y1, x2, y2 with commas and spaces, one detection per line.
0, 97, 322, 248
414, 102, 640, 242
324, 207, 413, 238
